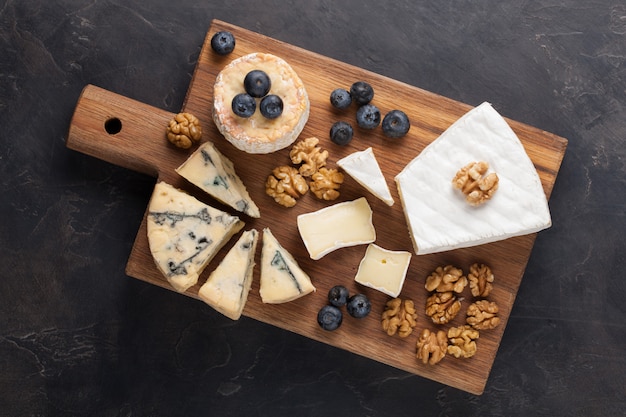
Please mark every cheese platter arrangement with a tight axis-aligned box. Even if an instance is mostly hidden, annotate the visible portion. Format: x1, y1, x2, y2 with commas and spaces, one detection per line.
66, 20, 567, 395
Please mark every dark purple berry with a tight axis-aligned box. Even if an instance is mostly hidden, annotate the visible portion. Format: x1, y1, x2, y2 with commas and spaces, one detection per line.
346, 294, 371, 318
330, 88, 352, 109
382, 110, 410, 138
231, 93, 256, 118
356, 104, 381, 129
244, 70, 271, 98
350, 81, 374, 105
259, 94, 283, 119
317, 305, 343, 331
330, 121, 354, 145
328, 285, 350, 307
210, 31, 236, 55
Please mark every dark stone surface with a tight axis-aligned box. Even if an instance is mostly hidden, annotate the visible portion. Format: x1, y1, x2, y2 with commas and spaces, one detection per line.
1, 1, 624, 415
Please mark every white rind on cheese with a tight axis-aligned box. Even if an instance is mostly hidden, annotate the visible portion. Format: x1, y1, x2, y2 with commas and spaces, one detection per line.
297, 197, 376, 260
337, 147, 394, 206
212, 53, 310, 154
354, 244, 412, 297
198, 229, 259, 320
146, 181, 244, 292
260, 228, 315, 303
176, 141, 261, 218
395, 102, 552, 255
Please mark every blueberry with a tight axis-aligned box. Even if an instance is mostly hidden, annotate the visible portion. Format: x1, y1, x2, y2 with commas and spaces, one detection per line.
330, 121, 354, 145
328, 285, 350, 307
356, 104, 381, 129
350, 81, 374, 105
346, 294, 371, 318
210, 31, 236, 55
259, 94, 283, 119
231, 93, 256, 118
317, 305, 343, 331
244, 70, 271, 98
382, 110, 411, 138
330, 88, 352, 109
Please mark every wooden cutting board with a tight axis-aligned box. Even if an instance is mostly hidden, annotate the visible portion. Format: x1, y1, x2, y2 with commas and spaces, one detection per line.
66, 20, 567, 395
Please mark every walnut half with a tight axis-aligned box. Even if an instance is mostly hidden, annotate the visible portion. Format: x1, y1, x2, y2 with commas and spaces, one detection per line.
289, 137, 329, 177
416, 328, 448, 365
468, 263, 495, 298
310, 168, 344, 201
166, 112, 202, 149
424, 265, 468, 293
452, 161, 499, 206
425, 291, 462, 324
265, 166, 309, 207
466, 300, 500, 330
447, 325, 479, 359
381, 298, 418, 338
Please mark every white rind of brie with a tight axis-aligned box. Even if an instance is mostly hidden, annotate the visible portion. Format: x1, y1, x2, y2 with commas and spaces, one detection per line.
395, 102, 552, 255
337, 147, 394, 206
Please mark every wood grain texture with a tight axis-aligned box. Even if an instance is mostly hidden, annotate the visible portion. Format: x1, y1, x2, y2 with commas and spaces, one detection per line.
66, 20, 567, 395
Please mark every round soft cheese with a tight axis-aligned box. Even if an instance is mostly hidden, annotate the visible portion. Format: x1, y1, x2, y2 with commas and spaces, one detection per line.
212, 53, 310, 154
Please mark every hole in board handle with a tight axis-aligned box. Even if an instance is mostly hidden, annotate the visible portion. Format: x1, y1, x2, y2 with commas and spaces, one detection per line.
104, 117, 122, 135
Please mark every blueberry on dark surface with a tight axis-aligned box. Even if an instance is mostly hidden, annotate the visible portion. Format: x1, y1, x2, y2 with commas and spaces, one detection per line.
356, 104, 381, 129
350, 81, 374, 105
330, 88, 352, 109
210, 31, 236, 55
330, 121, 354, 145
259, 94, 283, 119
244, 70, 271, 98
346, 294, 371, 318
231, 93, 256, 118
317, 305, 343, 331
382, 110, 411, 138
328, 285, 350, 307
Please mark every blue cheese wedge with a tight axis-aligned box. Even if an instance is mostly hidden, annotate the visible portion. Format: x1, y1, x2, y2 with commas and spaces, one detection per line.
337, 147, 394, 206
297, 197, 376, 260
176, 141, 260, 218
395, 102, 552, 255
198, 229, 259, 320
260, 228, 315, 303
147, 181, 244, 292
354, 244, 411, 297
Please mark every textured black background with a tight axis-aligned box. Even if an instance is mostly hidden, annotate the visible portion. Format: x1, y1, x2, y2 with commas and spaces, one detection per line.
1, 1, 625, 415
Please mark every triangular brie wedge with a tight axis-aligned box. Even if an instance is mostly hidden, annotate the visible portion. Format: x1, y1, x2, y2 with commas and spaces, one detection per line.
337, 147, 394, 206
176, 141, 260, 218
147, 181, 244, 292
260, 228, 315, 303
198, 229, 259, 320
395, 102, 551, 255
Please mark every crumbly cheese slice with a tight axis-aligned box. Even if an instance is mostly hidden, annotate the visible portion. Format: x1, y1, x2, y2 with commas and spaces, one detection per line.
260, 228, 315, 303
297, 197, 376, 260
354, 244, 411, 297
146, 181, 244, 292
395, 102, 551, 255
176, 141, 260, 218
198, 229, 258, 320
337, 147, 394, 206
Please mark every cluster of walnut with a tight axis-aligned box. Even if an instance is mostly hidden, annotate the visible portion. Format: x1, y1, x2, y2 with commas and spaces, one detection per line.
416, 262, 500, 365
266, 137, 344, 207
166, 112, 202, 149
452, 161, 499, 206
381, 298, 418, 338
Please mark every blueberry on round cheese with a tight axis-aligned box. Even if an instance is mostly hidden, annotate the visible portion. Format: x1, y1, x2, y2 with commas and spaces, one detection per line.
317, 305, 343, 331
244, 69, 271, 98
210, 31, 236, 55
231, 93, 256, 118
260, 94, 283, 119
382, 109, 410, 138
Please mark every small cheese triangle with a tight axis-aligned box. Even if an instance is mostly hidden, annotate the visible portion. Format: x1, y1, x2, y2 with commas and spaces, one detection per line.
198, 229, 259, 320
146, 181, 244, 292
395, 102, 551, 255
260, 228, 315, 303
337, 147, 394, 206
176, 141, 260, 218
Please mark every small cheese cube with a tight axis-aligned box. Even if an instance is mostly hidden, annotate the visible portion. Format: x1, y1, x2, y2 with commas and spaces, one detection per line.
354, 244, 412, 297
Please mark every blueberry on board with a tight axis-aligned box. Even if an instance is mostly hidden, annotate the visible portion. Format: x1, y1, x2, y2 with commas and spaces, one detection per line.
210, 31, 236, 55
260, 94, 283, 119
350, 81, 374, 105
356, 104, 381, 129
330, 88, 352, 109
328, 285, 350, 307
244, 70, 271, 98
346, 294, 371, 318
330, 121, 354, 145
382, 109, 411, 138
231, 93, 256, 118
317, 305, 343, 331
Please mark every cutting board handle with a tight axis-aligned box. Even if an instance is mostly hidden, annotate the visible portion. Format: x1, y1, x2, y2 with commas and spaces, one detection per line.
66, 84, 176, 177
